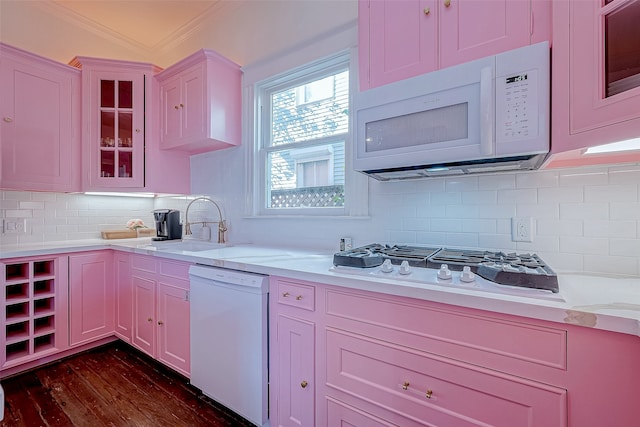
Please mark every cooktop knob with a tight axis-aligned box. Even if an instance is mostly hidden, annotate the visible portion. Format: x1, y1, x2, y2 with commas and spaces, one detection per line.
437, 264, 452, 280
460, 266, 476, 282
380, 259, 394, 273
399, 260, 412, 275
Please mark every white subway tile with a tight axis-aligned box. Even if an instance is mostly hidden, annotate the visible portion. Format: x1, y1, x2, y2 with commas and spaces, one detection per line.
5, 209, 32, 218
445, 232, 478, 248
585, 185, 637, 203
582, 254, 638, 276
478, 174, 516, 190
540, 252, 583, 273
560, 203, 609, 220
56, 225, 79, 233
430, 192, 462, 205
416, 232, 446, 246
445, 204, 479, 219
431, 219, 462, 232
559, 169, 608, 187
402, 219, 429, 231
560, 236, 609, 255
478, 204, 516, 219
478, 234, 516, 251
31, 192, 57, 202
610, 202, 640, 220
497, 188, 537, 204
537, 187, 583, 204
388, 230, 417, 244
584, 220, 636, 238
496, 219, 511, 234
416, 205, 447, 218
516, 203, 559, 219
608, 165, 640, 184
461, 190, 497, 205
445, 176, 478, 192
18, 201, 45, 210
461, 219, 496, 233
0, 199, 20, 210
610, 239, 640, 257
515, 235, 559, 253
516, 170, 559, 188
537, 219, 583, 236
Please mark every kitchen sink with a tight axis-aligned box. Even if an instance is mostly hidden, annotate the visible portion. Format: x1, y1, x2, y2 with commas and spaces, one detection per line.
143, 240, 227, 252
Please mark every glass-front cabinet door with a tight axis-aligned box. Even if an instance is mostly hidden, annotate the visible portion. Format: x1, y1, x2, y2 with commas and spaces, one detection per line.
569, 0, 640, 134
90, 71, 144, 189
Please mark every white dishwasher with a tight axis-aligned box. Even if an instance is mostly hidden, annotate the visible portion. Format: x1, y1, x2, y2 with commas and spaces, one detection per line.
189, 265, 269, 426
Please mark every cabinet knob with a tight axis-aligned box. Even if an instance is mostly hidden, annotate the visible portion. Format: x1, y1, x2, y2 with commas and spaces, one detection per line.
179, 103, 184, 108
282, 292, 290, 297
135, 129, 141, 133
174, 105, 180, 110
300, 380, 308, 389
402, 381, 410, 390
147, 317, 153, 322
444, 0, 451, 7
3, 117, 13, 123
423, 7, 430, 15
296, 295, 303, 300
157, 320, 164, 326
425, 389, 433, 399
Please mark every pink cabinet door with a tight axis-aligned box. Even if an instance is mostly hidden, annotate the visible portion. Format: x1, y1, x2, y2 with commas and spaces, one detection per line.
439, 0, 531, 68
86, 71, 145, 189
156, 282, 190, 376
69, 252, 115, 346
361, 0, 437, 90
131, 272, 156, 356
181, 66, 206, 143
0, 44, 81, 192
549, 0, 640, 164
159, 75, 183, 144
114, 252, 132, 342
276, 314, 315, 427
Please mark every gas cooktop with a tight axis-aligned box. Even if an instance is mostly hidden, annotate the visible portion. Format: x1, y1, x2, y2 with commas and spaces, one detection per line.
332, 244, 559, 294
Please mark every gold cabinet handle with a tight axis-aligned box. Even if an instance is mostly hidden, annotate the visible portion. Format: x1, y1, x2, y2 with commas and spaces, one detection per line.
444, 0, 451, 7
158, 320, 164, 326
282, 292, 290, 297
3, 117, 13, 123
402, 381, 410, 390
135, 129, 141, 133
179, 103, 184, 108
147, 317, 152, 322
174, 105, 180, 110
296, 295, 303, 300
426, 389, 433, 399
300, 380, 308, 389
423, 7, 430, 15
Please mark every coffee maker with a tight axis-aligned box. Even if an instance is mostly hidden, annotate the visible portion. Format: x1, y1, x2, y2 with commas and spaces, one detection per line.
152, 209, 182, 241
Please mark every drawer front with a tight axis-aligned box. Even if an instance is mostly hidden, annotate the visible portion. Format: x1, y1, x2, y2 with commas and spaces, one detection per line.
327, 397, 400, 427
130, 254, 156, 273
158, 259, 190, 281
326, 328, 567, 427
325, 289, 567, 372
275, 279, 315, 312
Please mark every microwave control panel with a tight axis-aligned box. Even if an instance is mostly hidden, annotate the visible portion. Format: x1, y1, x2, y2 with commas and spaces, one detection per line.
496, 68, 540, 143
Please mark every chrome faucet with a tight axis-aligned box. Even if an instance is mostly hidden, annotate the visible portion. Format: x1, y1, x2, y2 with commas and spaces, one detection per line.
184, 197, 227, 244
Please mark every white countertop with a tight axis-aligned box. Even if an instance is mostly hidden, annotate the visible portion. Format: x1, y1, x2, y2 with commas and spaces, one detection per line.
2, 238, 639, 338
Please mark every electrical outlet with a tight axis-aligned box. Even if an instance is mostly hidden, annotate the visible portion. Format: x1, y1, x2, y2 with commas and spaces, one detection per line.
511, 217, 533, 242
2, 218, 27, 234
340, 237, 353, 251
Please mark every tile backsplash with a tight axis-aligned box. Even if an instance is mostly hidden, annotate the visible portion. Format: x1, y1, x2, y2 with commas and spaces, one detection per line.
2, 163, 639, 277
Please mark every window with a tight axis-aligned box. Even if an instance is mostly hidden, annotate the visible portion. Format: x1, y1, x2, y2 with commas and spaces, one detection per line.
257, 54, 351, 213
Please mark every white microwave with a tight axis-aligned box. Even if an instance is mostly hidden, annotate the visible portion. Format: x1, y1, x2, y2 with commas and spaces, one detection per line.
354, 42, 550, 180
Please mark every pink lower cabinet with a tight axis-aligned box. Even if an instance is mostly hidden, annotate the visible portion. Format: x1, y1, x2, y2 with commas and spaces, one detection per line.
130, 254, 190, 377
1, 256, 69, 370
268, 278, 640, 426
114, 252, 132, 342
69, 251, 115, 346
270, 278, 317, 426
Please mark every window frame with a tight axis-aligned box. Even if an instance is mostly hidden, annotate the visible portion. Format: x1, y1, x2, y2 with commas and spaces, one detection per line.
254, 52, 358, 216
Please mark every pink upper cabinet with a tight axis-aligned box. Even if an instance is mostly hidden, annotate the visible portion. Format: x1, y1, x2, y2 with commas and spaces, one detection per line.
358, 0, 551, 90
0, 43, 81, 192
547, 0, 640, 168
155, 49, 242, 154
70, 56, 190, 194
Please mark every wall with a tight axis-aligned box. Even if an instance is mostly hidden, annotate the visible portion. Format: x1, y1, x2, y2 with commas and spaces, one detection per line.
1, 1, 639, 277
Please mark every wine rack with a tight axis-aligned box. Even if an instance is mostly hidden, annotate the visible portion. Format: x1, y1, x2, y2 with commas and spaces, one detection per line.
2, 257, 63, 368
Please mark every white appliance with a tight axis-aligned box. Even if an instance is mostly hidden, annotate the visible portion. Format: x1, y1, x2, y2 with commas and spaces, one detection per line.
189, 265, 268, 426
354, 41, 550, 180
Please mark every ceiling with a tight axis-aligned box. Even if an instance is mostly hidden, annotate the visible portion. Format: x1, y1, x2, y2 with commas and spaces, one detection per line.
51, 0, 225, 50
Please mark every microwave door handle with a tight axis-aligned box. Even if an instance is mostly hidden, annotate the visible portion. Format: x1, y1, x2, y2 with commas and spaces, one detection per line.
479, 66, 494, 156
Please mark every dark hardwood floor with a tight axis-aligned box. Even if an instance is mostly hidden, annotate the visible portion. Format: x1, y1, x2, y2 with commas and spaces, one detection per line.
0, 342, 256, 426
